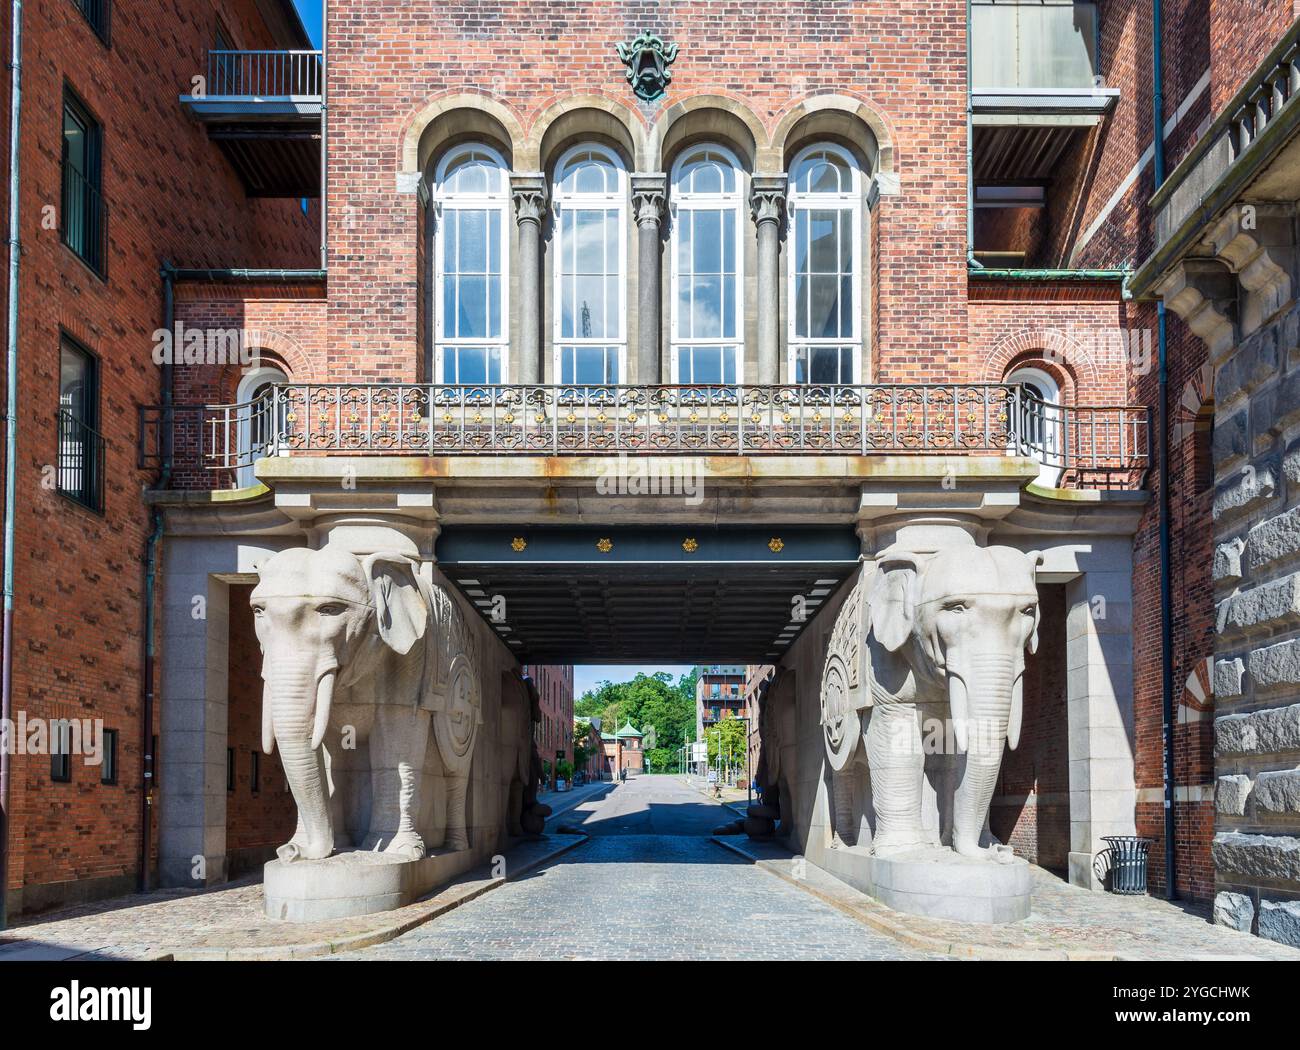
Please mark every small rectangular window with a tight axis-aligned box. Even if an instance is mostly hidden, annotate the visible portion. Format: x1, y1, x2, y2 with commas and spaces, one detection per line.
51, 721, 72, 783
100, 729, 118, 785
58, 336, 104, 512
250, 750, 260, 795
227, 748, 236, 792
74, 0, 111, 43
61, 90, 106, 275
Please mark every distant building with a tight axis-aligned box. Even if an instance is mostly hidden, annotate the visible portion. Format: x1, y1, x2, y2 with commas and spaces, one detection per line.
524, 665, 575, 786
694, 665, 747, 739
575, 717, 609, 781
743, 665, 775, 790
601, 722, 644, 778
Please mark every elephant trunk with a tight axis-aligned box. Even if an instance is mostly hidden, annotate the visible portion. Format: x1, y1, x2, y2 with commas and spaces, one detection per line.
265, 656, 335, 862
949, 652, 1015, 859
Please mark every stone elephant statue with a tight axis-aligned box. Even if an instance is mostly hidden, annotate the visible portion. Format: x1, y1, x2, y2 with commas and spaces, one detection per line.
251, 545, 481, 863
821, 542, 1042, 862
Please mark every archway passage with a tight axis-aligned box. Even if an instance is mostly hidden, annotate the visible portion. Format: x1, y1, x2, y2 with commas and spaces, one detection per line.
438, 525, 859, 663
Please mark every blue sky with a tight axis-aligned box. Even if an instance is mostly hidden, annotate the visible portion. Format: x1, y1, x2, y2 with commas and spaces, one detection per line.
293, 1, 322, 46
573, 665, 694, 698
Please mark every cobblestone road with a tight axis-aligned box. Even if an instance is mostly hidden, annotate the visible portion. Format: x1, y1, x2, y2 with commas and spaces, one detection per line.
336, 775, 942, 960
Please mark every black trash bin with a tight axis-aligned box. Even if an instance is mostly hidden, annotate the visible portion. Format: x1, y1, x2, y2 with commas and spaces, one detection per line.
1101, 835, 1153, 894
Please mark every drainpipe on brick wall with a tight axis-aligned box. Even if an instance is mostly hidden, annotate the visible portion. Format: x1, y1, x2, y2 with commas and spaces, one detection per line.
966, 0, 982, 269
319, 4, 327, 269
0, 0, 25, 932
136, 265, 176, 894
1152, 0, 1178, 900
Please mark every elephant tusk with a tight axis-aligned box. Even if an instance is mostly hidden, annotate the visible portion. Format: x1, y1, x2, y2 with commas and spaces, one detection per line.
1008, 673, 1024, 751
261, 676, 276, 756
948, 674, 969, 753
310, 670, 335, 752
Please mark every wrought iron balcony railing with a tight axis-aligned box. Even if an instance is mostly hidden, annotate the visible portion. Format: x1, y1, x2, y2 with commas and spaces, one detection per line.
139, 383, 1150, 492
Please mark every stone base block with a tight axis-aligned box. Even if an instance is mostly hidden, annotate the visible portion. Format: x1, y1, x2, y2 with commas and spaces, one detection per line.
817, 844, 1032, 924
263, 847, 474, 922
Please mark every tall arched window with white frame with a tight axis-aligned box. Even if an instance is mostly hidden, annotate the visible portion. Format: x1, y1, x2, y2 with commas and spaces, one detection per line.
552, 145, 628, 385
434, 144, 510, 385
787, 144, 863, 385
670, 146, 744, 385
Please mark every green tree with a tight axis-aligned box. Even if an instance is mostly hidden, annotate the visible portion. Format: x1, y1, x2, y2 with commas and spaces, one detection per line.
706, 716, 747, 773
572, 671, 698, 766
645, 747, 674, 773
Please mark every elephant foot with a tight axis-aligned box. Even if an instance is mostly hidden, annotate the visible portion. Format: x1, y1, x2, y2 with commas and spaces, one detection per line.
445, 830, 469, 852
277, 837, 332, 864
383, 831, 426, 861
871, 829, 924, 857
954, 838, 1015, 863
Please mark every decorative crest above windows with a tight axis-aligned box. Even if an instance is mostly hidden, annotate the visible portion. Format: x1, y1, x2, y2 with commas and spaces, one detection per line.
615, 30, 679, 102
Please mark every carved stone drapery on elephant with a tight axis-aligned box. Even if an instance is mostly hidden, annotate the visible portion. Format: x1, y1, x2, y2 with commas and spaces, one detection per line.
755, 668, 797, 837
821, 543, 1042, 861
251, 546, 481, 864
499, 670, 552, 838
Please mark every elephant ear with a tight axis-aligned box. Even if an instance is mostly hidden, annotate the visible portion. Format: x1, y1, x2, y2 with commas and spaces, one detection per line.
362, 553, 429, 656
1025, 550, 1045, 654
867, 552, 924, 652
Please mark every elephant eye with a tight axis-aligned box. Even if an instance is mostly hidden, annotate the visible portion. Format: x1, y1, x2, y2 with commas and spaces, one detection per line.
250, 604, 265, 617
942, 600, 967, 613
1021, 605, 1037, 617
317, 603, 347, 616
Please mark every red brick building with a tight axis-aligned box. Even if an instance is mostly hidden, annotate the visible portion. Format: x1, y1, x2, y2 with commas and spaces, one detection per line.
3, 0, 1294, 948
524, 664, 574, 786
0, 0, 316, 920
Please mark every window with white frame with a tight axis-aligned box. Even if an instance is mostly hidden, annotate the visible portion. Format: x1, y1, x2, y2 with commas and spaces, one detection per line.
552, 146, 627, 385
236, 366, 286, 488
670, 146, 744, 385
787, 144, 863, 385
435, 145, 510, 385
1006, 365, 1063, 484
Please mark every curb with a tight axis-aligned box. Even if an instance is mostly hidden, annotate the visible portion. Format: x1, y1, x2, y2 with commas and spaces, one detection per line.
162, 833, 590, 961
711, 836, 1117, 962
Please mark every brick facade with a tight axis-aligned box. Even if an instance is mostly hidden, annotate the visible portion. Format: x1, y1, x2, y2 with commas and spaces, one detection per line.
0, 0, 316, 914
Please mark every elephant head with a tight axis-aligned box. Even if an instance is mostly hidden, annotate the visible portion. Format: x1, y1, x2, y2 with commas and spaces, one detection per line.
250, 546, 429, 862
868, 544, 1042, 859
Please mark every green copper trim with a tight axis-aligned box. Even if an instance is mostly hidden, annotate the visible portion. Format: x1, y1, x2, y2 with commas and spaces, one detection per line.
968, 267, 1132, 281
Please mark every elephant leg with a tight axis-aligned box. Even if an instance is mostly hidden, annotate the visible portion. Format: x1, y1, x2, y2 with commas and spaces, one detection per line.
865, 702, 926, 855
507, 777, 524, 837
445, 775, 470, 852
362, 709, 428, 860
324, 745, 351, 851
831, 769, 856, 847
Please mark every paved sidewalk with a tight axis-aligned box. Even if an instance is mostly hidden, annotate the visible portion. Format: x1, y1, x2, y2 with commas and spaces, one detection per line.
719, 836, 1300, 961
0, 833, 584, 962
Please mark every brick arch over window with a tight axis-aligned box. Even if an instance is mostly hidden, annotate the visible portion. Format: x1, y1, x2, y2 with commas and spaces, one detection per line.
212, 332, 316, 405
771, 94, 895, 184
652, 93, 767, 172
983, 328, 1099, 402
528, 94, 648, 173
400, 92, 527, 179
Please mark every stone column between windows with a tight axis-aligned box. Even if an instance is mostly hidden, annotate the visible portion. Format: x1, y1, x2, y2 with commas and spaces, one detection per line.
631, 173, 667, 385
750, 174, 787, 385
510, 173, 548, 384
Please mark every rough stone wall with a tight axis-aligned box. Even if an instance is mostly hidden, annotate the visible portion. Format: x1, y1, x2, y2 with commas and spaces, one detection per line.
1210, 301, 1300, 946
4, 0, 318, 913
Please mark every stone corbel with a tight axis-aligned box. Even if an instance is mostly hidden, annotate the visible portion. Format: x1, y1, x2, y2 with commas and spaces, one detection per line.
1155, 259, 1238, 363
1204, 203, 1294, 337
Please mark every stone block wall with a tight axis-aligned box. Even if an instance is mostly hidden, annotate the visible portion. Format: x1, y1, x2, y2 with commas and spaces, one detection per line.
1211, 300, 1300, 946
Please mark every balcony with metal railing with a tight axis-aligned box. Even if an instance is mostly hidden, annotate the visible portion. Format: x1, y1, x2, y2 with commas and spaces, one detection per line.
179, 50, 323, 198
139, 382, 1151, 493
1130, 16, 1300, 297
58, 410, 106, 513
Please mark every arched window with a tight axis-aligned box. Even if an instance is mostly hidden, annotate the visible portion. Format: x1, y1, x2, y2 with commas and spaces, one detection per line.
670, 146, 744, 385
1007, 365, 1062, 485
552, 145, 627, 385
787, 144, 863, 385
237, 365, 286, 488
435, 144, 510, 385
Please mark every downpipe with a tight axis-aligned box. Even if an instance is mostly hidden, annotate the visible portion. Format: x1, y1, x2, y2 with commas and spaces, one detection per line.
1153, 0, 1178, 900
0, 0, 23, 932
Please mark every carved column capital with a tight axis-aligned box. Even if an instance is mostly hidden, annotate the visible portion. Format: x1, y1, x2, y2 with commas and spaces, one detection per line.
509, 172, 549, 226
749, 174, 788, 228
630, 173, 668, 227
1204, 202, 1294, 337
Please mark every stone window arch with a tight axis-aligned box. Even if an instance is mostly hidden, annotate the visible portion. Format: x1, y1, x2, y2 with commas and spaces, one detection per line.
236, 365, 287, 488
1005, 363, 1063, 486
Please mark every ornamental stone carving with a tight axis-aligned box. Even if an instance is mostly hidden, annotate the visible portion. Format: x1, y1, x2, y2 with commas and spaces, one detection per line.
616, 30, 679, 102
